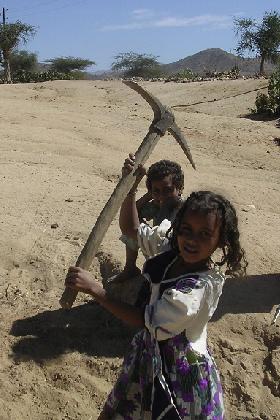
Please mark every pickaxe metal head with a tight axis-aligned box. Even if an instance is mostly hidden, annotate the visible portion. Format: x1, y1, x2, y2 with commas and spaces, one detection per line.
123, 80, 196, 169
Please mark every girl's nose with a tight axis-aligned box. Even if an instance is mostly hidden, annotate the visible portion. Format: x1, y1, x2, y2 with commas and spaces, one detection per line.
185, 232, 198, 243
186, 236, 196, 244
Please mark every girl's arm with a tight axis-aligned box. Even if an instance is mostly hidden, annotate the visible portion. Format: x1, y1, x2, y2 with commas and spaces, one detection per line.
65, 266, 145, 328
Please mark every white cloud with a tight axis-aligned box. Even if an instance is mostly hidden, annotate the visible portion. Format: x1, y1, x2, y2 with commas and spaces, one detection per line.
131, 9, 154, 20
101, 22, 147, 31
100, 13, 233, 32
155, 15, 232, 28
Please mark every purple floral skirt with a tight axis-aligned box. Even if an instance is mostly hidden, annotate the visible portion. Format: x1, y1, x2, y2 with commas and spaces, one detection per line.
103, 330, 225, 419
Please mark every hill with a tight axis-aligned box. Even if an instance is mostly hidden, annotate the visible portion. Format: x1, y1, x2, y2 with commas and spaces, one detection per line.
161, 48, 276, 75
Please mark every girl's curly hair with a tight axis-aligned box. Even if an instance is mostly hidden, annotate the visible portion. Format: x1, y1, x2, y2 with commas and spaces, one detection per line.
146, 160, 184, 192
168, 191, 248, 276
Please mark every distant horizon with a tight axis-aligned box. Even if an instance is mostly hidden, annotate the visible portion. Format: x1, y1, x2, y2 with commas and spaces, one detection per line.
35, 47, 262, 74
5, 1, 280, 71
80, 48, 263, 74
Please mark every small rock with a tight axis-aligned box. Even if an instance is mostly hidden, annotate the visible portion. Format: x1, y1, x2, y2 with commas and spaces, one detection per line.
240, 361, 247, 370
242, 204, 256, 212
65, 198, 73, 202
53, 373, 62, 381
51, 223, 59, 229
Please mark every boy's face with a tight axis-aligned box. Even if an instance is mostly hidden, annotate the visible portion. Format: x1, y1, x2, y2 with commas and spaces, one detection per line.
150, 175, 181, 207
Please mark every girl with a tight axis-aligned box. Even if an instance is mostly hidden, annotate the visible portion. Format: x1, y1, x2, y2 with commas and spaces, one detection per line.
66, 191, 247, 419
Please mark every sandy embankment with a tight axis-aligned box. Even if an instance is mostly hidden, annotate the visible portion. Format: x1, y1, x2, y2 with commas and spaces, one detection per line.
0, 79, 279, 419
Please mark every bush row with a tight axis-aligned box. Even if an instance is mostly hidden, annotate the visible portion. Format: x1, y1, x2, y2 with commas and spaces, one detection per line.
0, 70, 74, 84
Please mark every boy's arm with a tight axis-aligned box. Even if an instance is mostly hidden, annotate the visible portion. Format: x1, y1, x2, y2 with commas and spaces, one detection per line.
136, 191, 152, 212
119, 153, 146, 240
119, 190, 139, 240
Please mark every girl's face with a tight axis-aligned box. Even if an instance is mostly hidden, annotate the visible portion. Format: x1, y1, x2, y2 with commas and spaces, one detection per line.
177, 209, 221, 265
150, 175, 181, 207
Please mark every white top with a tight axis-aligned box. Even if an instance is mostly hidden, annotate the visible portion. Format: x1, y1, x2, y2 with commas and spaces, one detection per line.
143, 262, 225, 355
137, 219, 171, 258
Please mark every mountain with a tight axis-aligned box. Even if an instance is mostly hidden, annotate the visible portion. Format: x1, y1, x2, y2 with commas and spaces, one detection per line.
161, 48, 276, 75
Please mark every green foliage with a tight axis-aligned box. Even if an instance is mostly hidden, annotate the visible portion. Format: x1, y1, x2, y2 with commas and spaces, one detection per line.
234, 11, 280, 74
9, 50, 38, 74
112, 52, 161, 78
2, 69, 73, 84
0, 20, 36, 82
69, 70, 87, 80
46, 56, 95, 73
0, 21, 36, 55
254, 68, 280, 116
174, 68, 197, 80
204, 66, 240, 79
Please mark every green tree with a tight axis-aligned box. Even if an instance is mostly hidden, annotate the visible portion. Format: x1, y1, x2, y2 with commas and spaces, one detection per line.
46, 56, 95, 74
234, 11, 280, 74
0, 21, 36, 83
9, 50, 38, 75
111, 52, 161, 78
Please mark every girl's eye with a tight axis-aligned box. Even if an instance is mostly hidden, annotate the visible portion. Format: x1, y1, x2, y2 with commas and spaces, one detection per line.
179, 227, 191, 236
200, 231, 211, 239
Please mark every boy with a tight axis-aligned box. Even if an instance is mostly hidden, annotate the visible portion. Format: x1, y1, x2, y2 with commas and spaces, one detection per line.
113, 153, 184, 282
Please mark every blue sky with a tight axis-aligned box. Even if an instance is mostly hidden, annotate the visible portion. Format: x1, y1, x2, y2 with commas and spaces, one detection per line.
4, 0, 280, 71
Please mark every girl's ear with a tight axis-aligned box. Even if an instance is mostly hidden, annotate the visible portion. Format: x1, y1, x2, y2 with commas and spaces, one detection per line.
218, 231, 228, 249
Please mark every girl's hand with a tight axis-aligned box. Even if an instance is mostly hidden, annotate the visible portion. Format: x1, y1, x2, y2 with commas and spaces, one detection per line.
65, 266, 104, 296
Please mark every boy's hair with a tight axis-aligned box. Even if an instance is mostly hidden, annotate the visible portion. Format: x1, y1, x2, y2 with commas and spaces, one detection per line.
168, 191, 247, 276
146, 160, 184, 191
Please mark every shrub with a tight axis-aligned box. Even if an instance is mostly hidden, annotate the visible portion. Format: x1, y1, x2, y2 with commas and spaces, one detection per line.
204, 66, 240, 79
254, 68, 280, 116
174, 68, 197, 80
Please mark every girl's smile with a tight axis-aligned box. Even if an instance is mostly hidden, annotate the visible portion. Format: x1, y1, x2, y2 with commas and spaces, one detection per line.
177, 210, 221, 265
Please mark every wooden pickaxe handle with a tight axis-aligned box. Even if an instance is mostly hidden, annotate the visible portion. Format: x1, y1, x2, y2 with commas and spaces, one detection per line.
60, 81, 196, 308
60, 130, 166, 308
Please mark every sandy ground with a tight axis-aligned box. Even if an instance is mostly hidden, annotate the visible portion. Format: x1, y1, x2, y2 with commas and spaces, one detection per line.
0, 78, 279, 419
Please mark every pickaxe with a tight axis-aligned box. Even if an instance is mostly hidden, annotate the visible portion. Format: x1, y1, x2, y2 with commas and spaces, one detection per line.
60, 80, 196, 309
